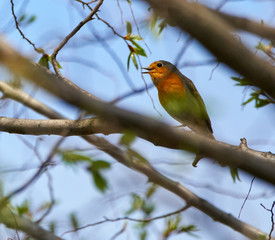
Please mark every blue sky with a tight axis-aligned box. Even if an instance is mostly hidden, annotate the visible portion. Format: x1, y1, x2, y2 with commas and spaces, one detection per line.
0, 0, 275, 239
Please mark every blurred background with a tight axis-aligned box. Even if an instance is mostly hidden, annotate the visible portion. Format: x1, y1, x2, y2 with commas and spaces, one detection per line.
0, 0, 275, 239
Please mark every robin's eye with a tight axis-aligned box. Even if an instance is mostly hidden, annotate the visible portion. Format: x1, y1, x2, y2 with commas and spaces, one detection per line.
157, 63, 163, 68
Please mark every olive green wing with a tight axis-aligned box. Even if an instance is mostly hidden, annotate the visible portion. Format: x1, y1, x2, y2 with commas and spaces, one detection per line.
180, 73, 213, 134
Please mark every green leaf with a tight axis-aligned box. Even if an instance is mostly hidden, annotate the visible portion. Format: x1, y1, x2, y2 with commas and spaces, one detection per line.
158, 20, 167, 34
49, 221, 56, 234
127, 0, 131, 3
131, 40, 142, 49
126, 21, 132, 34
18, 14, 26, 22
255, 98, 270, 108
127, 52, 131, 71
48, 56, 62, 69
16, 200, 30, 216
70, 213, 79, 230
150, 13, 158, 30
120, 130, 136, 146
258, 234, 268, 240
91, 160, 111, 170
255, 42, 267, 52
126, 194, 143, 214
231, 76, 251, 86
143, 202, 155, 215
179, 224, 198, 233
230, 167, 241, 182
28, 15, 36, 24
242, 96, 255, 106
130, 40, 147, 57
88, 160, 110, 192
127, 148, 148, 163
136, 47, 147, 57
131, 53, 138, 69
61, 151, 92, 165
38, 54, 50, 69
130, 34, 143, 41
145, 184, 157, 199
91, 170, 108, 192
139, 230, 147, 240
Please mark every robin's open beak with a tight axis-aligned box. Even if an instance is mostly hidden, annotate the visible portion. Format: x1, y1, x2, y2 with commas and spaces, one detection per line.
142, 67, 153, 74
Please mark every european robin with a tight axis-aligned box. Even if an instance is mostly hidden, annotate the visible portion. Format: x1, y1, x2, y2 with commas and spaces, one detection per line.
142, 60, 214, 166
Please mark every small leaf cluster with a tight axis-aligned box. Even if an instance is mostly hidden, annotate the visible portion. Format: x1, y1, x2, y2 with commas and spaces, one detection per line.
70, 212, 80, 231
120, 130, 149, 164
15, 199, 54, 221
163, 215, 198, 239
150, 12, 176, 35
231, 77, 272, 108
60, 150, 110, 192
124, 21, 147, 70
230, 167, 241, 183
18, 13, 37, 26
38, 53, 62, 70
126, 184, 157, 240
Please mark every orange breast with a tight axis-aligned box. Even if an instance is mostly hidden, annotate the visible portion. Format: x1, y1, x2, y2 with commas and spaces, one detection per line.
156, 72, 186, 96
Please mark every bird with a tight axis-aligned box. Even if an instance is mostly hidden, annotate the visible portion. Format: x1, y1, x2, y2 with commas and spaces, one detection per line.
142, 60, 214, 167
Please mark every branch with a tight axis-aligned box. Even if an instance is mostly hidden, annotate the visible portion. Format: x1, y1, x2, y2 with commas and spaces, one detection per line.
143, 0, 275, 100
51, 0, 104, 76
213, 9, 275, 40
0, 207, 62, 240
0, 39, 275, 185
0, 80, 63, 119
62, 205, 190, 236
80, 136, 272, 240
10, 0, 40, 53
0, 46, 272, 239
0, 117, 120, 135
1, 117, 275, 166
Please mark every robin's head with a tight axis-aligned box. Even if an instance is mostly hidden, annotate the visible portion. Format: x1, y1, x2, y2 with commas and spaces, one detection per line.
142, 60, 179, 84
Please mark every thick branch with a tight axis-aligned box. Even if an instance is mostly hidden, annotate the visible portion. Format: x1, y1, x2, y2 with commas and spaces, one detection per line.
0, 38, 275, 184
144, 0, 275, 99
0, 80, 63, 119
211, 8, 275, 40
82, 136, 272, 240
1, 117, 274, 165
0, 117, 120, 135
0, 54, 272, 240
0, 207, 62, 240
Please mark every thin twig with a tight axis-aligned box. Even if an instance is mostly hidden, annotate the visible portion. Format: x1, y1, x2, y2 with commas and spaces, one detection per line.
0, 136, 65, 209
238, 176, 255, 218
110, 83, 154, 104
110, 222, 127, 240
260, 201, 275, 240
116, 0, 123, 24
91, 28, 136, 90
61, 205, 189, 237
10, 0, 40, 53
51, 0, 104, 77
127, 1, 151, 54
208, 62, 220, 81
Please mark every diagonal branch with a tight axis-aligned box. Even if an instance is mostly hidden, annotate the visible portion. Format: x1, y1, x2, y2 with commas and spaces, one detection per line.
1, 38, 275, 184
0, 207, 62, 240
143, 0, 275, 100
212, 9, 275, 40
0, 80, 63, 119
0, 56, 272, 240
51, 0, 104, 76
